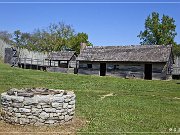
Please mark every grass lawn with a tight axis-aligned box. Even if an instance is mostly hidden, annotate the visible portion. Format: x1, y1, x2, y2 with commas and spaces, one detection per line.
0, 62, 180, 134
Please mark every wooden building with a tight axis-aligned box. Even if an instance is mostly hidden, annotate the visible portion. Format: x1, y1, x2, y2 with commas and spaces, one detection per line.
172, 56, 180, 79
77, 45, 174, 80
45, 51, 77, 73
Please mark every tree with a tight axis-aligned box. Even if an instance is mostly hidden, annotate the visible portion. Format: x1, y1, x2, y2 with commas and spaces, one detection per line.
68, 32, 92, 53
138, 12, 177, 45
13, 30, 22, 48
9, 21, 92, 53
173, 44, 180, 56
0, 31, 12, 44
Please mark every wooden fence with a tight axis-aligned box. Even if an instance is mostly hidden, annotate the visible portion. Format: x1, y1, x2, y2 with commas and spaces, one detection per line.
18, 58, 59, 69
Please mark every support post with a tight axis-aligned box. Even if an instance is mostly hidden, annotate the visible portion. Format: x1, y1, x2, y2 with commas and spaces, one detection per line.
30, 58, 32, 69
24, 58, 26, 69
67, 61, 69, 73
37, 60, 39, 70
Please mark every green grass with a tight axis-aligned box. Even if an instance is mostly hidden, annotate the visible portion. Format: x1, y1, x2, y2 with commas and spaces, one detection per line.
0, 62, 180, 134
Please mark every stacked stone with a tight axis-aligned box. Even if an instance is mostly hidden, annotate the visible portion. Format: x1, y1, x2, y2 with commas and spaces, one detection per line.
0, 88, 75, 126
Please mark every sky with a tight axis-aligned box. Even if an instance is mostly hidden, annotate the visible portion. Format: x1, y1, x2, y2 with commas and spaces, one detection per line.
0, 0, 179, 46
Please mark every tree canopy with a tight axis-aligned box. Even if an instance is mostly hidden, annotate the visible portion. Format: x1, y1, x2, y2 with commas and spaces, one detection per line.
138, 12, 180, 56
138, 12, 177, 45
0, 22, 92, 53
0, 31, 12, 44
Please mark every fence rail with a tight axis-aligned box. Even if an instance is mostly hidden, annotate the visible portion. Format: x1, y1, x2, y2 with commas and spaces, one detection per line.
19, 58, 58, 67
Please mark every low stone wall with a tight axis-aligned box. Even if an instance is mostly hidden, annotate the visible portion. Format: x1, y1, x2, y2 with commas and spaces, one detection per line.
0, 88, 75, 126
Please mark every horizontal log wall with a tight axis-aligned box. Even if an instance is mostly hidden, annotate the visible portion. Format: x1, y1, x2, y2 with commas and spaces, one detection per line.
78, 61, 168, 80
78, 62, 100, 75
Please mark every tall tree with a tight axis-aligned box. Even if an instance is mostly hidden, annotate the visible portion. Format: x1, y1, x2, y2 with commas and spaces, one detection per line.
13, 30, 22, 48
138, 12, 177, 45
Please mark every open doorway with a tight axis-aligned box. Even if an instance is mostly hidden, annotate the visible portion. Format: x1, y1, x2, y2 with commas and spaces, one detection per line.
100, 63, 106, 76
144, 64, 152, 80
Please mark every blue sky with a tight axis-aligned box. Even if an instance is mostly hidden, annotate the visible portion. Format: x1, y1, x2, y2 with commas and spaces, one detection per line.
0, 1, 179, 46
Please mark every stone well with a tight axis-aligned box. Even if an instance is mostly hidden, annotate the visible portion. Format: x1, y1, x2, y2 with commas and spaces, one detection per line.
0, 88, 75, 126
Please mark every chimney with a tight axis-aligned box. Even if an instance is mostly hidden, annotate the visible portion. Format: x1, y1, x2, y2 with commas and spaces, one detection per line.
80, 43, 87, 51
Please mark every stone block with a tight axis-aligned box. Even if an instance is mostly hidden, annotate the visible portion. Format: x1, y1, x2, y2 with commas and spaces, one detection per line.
15, 113, 21, 117
52, 97, 64, 103
19, 118, 30, 124
27, 115, 37, 119
64, 98, 71, 102
64, 115, 73, 122
67, 105, 73, 109
37, 104, 42, 109
51, 102, 62, 108
14, 117, 19, 123
24, 105, 31, 109
69, 100, 75, 105
13, 108, 18, 112
11, 96, 24, 102
56, 109, 64, 113
59, 115, 64, 120
53, 113, 60, 117
39, 111, 49, 119
63, 103, 68, 109
71, 96, 76, 101
19, 108, 31, 113
7, 107, 13, 111
29, 118, 37, 123
36, 95, 53, 103
23, 97, 38, 105
11, 103, 24, 108
25, 113, 32, 116
1, 93, 12, 101
38, 118, 45, 123
62, 112, 67, 115
43, 108, 56, 113
45, 120, 55, 124
34, 121, 45, 126
54, 93, 63, 97
32, 108, 42, 113
49, 113, 54, 118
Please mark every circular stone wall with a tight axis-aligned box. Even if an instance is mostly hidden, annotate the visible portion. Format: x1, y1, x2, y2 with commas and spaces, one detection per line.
0, 88, 75, 126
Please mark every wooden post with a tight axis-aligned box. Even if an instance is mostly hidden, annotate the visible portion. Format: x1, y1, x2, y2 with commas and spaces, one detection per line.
50, 60, 51, 67
42, 59, 44, 66
24, 58, 26, 69
19, 58, 21, 68
54, 61, 55, 72
30, 58, 33, 69
67, 61, 69, 73
37, 60, 39, 70
42, 60, 44, 71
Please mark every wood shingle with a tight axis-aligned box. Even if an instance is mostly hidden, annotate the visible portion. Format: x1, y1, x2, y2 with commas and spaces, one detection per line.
77, 45, 172, 62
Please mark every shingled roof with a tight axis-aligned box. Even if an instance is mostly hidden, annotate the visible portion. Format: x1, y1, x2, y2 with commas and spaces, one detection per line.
46, 51, 76, 61
77, 45, 172, 62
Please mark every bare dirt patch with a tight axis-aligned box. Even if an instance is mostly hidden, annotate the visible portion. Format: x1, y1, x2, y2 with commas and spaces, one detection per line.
100, 93, 114, 100
0, 116, 86, 135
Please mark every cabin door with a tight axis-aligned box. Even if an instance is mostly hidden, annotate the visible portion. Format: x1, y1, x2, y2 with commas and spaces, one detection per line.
100, 63, 106, 76
144, 64, 152, 80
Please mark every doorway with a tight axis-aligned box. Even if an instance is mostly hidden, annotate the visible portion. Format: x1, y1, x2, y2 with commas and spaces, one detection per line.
100, 63, 106, 76
144, 64, 152, 80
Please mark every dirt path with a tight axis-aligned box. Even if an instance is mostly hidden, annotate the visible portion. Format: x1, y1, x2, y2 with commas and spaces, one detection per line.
0, 116, 86, 135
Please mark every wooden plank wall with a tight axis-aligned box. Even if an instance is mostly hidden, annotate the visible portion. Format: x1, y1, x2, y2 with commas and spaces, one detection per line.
173, 56, 180, 75
78, 61, 167, 80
